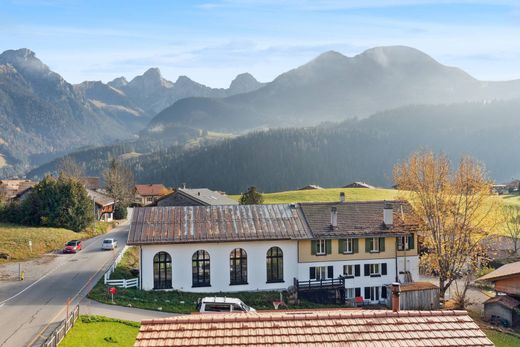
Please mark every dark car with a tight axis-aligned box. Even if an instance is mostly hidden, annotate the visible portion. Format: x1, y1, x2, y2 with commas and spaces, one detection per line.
63, 240, 83, 254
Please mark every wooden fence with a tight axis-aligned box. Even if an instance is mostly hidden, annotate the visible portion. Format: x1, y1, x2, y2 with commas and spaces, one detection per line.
42, 305, 80, 347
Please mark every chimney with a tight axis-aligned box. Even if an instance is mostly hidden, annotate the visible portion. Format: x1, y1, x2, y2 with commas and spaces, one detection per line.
383, 202, 393, 226
339, 192, 345, 204
330, 207, 338, 229
391, 282, 401, 312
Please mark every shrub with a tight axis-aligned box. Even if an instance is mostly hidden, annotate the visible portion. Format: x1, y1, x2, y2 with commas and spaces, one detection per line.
113, 203, 127, 220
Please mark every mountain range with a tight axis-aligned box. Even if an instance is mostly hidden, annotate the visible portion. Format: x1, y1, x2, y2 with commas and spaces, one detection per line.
0, 48, 264, 176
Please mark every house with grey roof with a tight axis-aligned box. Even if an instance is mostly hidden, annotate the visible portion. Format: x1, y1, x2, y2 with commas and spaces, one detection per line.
128, 193, 421, 305
153, 188, 238, 207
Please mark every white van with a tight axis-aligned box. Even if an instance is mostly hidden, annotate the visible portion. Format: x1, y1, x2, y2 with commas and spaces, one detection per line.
197, 297, 256, 313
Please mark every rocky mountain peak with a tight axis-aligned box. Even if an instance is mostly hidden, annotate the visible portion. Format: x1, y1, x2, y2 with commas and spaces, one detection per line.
0, 48, 49, 74
108, 76, 128, 89
229, 72, 263, 94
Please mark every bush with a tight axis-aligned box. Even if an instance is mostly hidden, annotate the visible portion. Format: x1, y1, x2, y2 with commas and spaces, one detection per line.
113, 204, 127, 220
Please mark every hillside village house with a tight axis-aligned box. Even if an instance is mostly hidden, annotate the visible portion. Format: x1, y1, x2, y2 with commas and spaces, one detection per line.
0, 179, 36, 202
134, 184, 169, 206
153, 187, 238, 206
87, 189, 115, 222
128, 194, 420, 304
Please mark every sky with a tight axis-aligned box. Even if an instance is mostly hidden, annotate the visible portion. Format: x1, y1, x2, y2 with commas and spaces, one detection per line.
1, 0, 520, 87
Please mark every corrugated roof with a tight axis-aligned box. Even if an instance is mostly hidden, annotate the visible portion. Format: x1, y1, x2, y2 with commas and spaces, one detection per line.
134, 309, 493, 347
484, 295, 520, 310
135, 184, 169, 196
128, 204, 312, 245
300, 200, 417, 238
177, 188, 238, 206
477, 261, 520, 282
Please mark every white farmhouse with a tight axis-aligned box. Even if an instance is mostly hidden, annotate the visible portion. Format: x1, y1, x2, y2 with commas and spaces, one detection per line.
128, 195, 420, 304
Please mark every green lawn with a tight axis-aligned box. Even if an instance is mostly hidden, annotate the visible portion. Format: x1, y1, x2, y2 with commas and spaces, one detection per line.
59, 316, 139, 347
0, 223, 88, 264
230, 187, 402, 204
484, 329, 520, 347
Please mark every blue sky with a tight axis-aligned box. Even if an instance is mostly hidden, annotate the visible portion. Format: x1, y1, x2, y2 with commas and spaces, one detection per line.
1, 0, 520, 86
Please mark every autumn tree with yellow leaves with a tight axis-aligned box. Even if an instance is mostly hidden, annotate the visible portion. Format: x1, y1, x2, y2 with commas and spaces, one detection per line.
394, 152, 498, 301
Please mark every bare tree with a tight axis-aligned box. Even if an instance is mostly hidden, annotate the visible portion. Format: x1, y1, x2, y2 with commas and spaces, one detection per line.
57, 157, 85, 179
503, 205, 520, 255
394, 152, 498, 301
103, 158, 134, 206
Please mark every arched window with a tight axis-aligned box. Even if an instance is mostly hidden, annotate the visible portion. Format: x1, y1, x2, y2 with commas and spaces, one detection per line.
192, 250, 210, 287
153, 251, 172, 289
230, 248, 247, 285
266, 247, 284, 283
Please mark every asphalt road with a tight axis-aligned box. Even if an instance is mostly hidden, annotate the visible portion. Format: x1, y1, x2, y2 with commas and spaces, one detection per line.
0, 223, 130, 347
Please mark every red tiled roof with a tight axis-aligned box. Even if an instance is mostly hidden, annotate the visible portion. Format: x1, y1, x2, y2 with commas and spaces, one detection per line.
135, 184, 169, 196
135, 309, 493, 347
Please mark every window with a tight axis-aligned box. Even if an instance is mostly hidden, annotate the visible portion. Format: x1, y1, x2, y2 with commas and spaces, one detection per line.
345, 288, 355, 299
309, 266, 333, 280
364, 263, 387, 277
153, 252, 172, 289
343, 265, 354, 278
146, 196, 153, 202
364, 286, 380, 301
192, 250, 210, 287
266, 247, 284, 283
340, 238, 356, 254
370, 263, 380, 276
365, 237, 385, 253
398, 234, 415, 251
316, 239, 326, 255
230, 248, 247, 285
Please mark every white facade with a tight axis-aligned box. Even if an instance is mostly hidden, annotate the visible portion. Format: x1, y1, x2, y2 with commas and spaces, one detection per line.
140, 240, 298, 292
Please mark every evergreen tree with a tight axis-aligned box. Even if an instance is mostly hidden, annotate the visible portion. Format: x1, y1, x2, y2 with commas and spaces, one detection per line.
239, 186, 264, 205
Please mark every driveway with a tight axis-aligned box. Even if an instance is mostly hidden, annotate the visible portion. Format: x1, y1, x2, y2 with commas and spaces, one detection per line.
0, 223, 130, 347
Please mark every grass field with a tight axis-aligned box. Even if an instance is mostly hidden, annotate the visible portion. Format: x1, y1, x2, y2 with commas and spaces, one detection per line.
59, 315, 139, 347
484, 329, 520, 347
230, 187, 402, 204
0, 223, 87, 264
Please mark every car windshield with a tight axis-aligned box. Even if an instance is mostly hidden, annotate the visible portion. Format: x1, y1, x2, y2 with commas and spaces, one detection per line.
103, 240, 113, 244
66, 241, 78, 246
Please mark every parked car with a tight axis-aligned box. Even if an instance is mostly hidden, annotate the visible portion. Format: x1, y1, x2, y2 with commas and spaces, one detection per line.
101, 238, 118, 250
63, 240, 83, 254
197, 297, 256, 313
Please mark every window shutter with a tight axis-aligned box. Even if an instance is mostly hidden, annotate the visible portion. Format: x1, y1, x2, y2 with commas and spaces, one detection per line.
364, 287, 370, 300
311, 240, 317, 255
381, 263, 387, 275
354, 264, 360, 277
381, 286, 387, 299
365, 238, 371, 252
364, 264, 370, 276
338, 239, 345, 253
353, 238, 359, 253
309, 267, 315, 280
408, 233, 415, 250
327, 266, 334, 279
355, 287, 361, 297
326, 240, 332, 254
379, 238, 385, 252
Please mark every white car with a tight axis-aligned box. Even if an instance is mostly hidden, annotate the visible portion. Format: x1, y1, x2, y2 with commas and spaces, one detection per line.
197, 297, 256, 313
101, 238, 118, 250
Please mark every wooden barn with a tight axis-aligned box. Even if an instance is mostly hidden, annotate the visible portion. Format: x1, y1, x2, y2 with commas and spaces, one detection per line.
387, 282, 440, 310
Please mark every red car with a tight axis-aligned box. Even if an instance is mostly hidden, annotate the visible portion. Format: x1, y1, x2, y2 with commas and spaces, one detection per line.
63, 240, 83, 253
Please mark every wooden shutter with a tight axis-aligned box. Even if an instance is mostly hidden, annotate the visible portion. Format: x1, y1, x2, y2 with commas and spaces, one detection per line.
338, 239, 345, 253
379, 237, 385, 252
311, 240, 317, 255
381, 263, 387, 275
355, 287, 361, 297
408, 233, 415, 250
364, 287, 370, 300
309, 267, 315, 280
364, 264, 370, 276
365, 238, 371, 252
353, 238, 359, 253
326, 240, 332, 255
327, 266, 334, 279
381, 286, 387, 299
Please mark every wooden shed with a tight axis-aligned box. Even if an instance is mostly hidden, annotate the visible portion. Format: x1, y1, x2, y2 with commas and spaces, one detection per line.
387, 282, 440, 310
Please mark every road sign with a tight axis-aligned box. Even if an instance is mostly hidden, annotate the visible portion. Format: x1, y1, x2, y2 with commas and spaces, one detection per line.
109, 287, 116, 304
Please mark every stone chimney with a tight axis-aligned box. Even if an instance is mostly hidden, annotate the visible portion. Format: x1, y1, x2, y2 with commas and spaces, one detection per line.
391, 282, 401, 312
330, 207, 338, 229
339, 192, 345, 204
383, 202, 393, 226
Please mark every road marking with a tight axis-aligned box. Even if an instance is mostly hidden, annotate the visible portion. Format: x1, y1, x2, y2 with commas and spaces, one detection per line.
25, 242, 125, 347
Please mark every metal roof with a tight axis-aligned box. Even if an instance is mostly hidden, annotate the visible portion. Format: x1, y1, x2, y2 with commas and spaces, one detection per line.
128, 204, 312, 245
477, 261, 520, 282
87, 189, 115, 207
